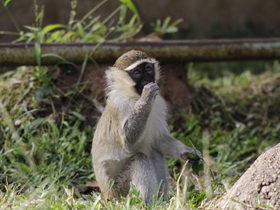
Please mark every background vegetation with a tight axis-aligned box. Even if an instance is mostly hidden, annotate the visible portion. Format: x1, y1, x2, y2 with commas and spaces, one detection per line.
0, 0, 279, 209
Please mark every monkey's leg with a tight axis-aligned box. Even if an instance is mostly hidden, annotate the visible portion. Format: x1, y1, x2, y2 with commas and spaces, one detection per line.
113, 153, 157, 204
151, 150, 170, 199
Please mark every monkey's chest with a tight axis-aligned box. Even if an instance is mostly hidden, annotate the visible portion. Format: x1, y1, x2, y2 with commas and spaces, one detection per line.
136, 108, 165, 156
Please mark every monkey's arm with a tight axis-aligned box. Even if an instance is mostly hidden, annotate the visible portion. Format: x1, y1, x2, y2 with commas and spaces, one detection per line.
120, 83, 158, 151
157, 133, 202, 163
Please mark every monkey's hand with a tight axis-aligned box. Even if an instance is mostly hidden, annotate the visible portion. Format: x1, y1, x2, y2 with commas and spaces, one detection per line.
141, 82, 159, 101
181, 147, 202, 163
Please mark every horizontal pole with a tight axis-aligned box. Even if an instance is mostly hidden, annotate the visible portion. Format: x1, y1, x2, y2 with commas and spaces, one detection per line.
1, 39, 280, 66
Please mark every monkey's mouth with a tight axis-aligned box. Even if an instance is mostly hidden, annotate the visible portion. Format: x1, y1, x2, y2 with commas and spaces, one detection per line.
143, 81, 152, 86
137, 82, 153, 95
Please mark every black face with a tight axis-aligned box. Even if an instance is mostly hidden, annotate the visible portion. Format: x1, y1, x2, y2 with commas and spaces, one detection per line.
128, 62, 155, 95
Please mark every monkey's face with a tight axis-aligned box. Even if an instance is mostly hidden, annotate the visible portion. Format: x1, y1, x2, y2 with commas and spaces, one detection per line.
128, 62, 155, 95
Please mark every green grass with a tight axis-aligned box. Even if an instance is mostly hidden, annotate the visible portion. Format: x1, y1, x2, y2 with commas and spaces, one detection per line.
1, 61, 280, 209
1, 0, 280, 208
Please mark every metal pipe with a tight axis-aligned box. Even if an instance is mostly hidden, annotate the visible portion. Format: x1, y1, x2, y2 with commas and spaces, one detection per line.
1, 39, 280, 66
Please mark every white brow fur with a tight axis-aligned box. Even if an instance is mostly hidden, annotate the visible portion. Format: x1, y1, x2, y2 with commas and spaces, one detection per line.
125, 59, 157, 71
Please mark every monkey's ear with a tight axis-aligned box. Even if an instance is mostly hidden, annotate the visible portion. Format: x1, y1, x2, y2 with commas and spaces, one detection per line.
105, 67, 136, 89
154, 61, 161, 83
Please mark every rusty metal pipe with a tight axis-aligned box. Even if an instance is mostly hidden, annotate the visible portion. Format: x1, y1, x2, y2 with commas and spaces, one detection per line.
1, 39, 280, 66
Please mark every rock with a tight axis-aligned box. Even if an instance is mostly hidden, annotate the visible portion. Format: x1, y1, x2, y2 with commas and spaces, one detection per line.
213, 143, 280, 209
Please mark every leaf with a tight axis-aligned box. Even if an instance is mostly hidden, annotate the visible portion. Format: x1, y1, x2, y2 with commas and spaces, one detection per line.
24, 25, 39, 32
120, 4, 127, 25
128, 14, 137, 28
41, 53, 78, 68
119, 0, 138, 15
64, 31, 77, 41
170, 18, 184, 27
35, 90, 44, 103
24, 32, 35, 40
70, 111, 86, 121
84, 16, 100, 31
36, 9, 44, 24
4, 0, 11, 7
41, 53, 67, 62
47, 120, 60, 135
76, 22, 85, 38
35, 86, 51, 103
64, 90, 76, 96
83, 34, 105, 42
99, 24, 107, 35
91, 22, 101, 31
162, 16, 171, 30
42, 24, 66, 35
166, 26, 178, 33
30, 118, 46, 129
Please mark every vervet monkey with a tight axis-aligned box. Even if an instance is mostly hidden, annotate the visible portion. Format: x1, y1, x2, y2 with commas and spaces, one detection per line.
91, 50, 202, 204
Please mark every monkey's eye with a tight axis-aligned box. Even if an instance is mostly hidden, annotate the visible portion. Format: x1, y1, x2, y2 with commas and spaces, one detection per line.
145, 63, 153, 72
133, 68, 141, 75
